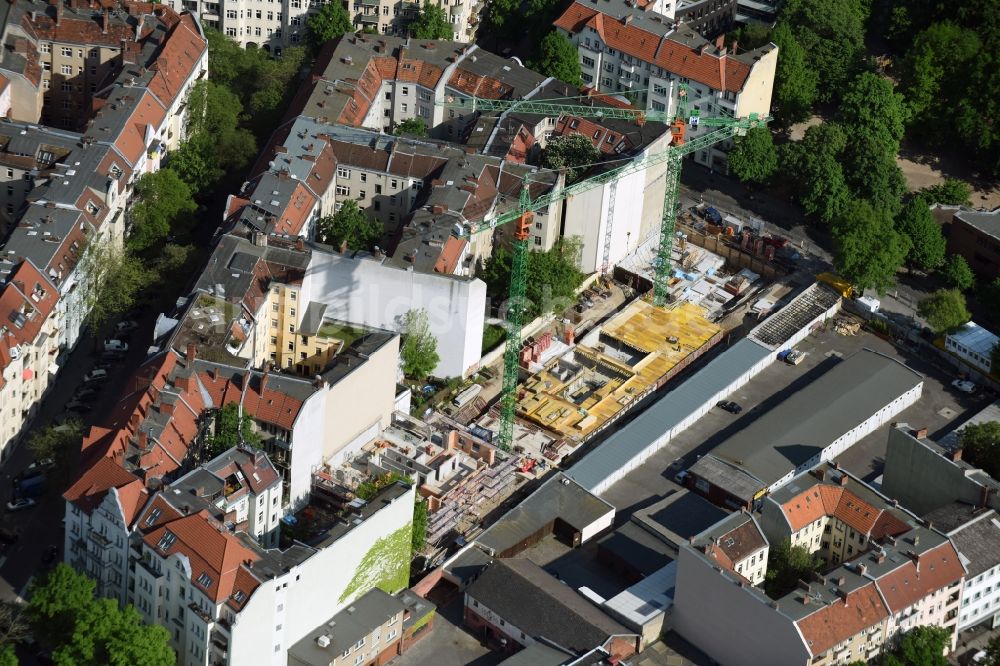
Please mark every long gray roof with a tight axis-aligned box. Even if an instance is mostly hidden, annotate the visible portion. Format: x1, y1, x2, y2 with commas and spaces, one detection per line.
287, 588, 406, 664
691, 349, 923, 498
954, 208, 1000, 240
567, 338, 772, 492
947, 510, 1000, 577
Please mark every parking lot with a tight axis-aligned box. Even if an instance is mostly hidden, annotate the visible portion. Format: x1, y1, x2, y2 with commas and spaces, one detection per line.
599, 322, 986, 517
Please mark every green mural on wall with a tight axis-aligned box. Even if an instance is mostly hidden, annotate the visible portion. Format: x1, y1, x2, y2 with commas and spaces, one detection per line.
339, 522, 413, 604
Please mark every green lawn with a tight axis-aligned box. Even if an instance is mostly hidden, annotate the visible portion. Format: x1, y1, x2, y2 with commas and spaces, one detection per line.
319, 322, 364, 347
482, 324, 506, 354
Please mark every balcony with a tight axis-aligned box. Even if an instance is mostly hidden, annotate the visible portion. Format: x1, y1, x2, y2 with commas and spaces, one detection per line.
87, 529, 112, 548
357, 12, 378, 22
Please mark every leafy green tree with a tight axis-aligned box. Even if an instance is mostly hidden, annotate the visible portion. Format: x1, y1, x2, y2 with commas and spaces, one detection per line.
155, 243, 199, 287
409, 1, 453, 39
941, 254, 975, 291
128, 169, 196, 251
412, 499, 428, 552
918, 178, 972, 206
900, 22, 980, 131
980, 630, 1000, 666
77, 240, 151, 331
728, 127, 778, 184
483, 0, 521, 42
0, 645, 14, 666
839, 72, 908, 147
399, 309, 440, 380
306, 2, 353, 54
0, 601, 27, 651
959, 422, 1000, 479
393, 118, 428, 137
770, 22, 818, 125
727, 23, 771, 50
832, 200, 910, 293
26, 564, 99, 647
480, 237, 584, 320
763, 540, 821, 599
917, 288, 970, 334
27, 419, 82, 463
783, 123, 850, 225
53, 598, 172, 666
779, 0, 868, 101
896, 200, 945, 270
204, 402, 261, 459
316, 200, 382, 251
530, 31, 582, 87
540, 134, 599, 182
883, 625, 950, 666
188, 81, 258, 176
356, 472, 412, 500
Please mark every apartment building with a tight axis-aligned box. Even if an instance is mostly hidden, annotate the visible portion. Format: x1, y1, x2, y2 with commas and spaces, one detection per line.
287, 588, 407, 666
674, 465, 966, 666
925, 503, 1000, 631
689, 510, 768, 586
943, 207, 1000, 282
554, 0, 777, 171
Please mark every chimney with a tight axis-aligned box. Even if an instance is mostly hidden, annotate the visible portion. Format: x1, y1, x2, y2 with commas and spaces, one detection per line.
980, 485, 993, 508
801, 595, 811, 605
857, 563, 867, 576
812, 468, 826, 481
875, 551, 886, 564
260, 367, 268, 393
912, 427, 928, 439
313, 374, 326, 389
187, 343, 197, 362
54, 0, 62, 25
949, 447, 963, 462
715, 35, 725, 50
102, 8, 109, 34
160, 401, 175, 416
838, 473, 848, 486
137, 429, 149, 448
835, 576, 846, 586
340, 240, 349, 254
834, 461, 841, 470
836, 588, 849, 605
732, 40, 738, 53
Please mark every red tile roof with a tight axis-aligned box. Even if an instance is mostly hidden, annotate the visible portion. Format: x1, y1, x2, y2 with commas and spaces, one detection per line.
0, 260, 60, 388
147, 14, 207, 109
144, 510, 260, 603
448, 68, 513, 99
874, 542, 964, 613
63, 456, 148, 526
553, 2, 753, 93
272, 182, 317, 236
778, 485, 910, 542
795, 584, 889, 657
434, 237, 466, 274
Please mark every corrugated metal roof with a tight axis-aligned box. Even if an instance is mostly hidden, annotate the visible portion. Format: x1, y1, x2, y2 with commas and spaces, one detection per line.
567, 338, 772, 491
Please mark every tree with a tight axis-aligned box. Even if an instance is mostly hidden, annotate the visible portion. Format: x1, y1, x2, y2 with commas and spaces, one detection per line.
918, 178, 972, 206
917, 288, 970, 334
27, 419, 82, 462
399, 309, 440, 380
540, 134, 599, 182
783, 123, 850, 225
76, 240, 151, 331
316, 200, 382, 251
393, 118, 428, 137
728, 23, 771, 50
26, 564, 99, 647
204, 402, 261, 459
941, 254, 975, 291
839, 72, 908, 148
779, 0, 868, 101
899, 22, 981, 130
481, 237, 585, 320
530, 31, 582, 87
0, 601, 28, 649
728, 127, 778, 184
982, 278, 1000, 313
305, 2, 352, 54
186, 81, 258, 178
356, 472, 412, 500
409, 1, 453, 39
832, 200, 910, 293
770, 22, 818, 125
483, 0, 521, 42
0, 645, 14, 666
959, 421, 1000, 480
979, 633, 1000, 666
763, 540, 821, 599
128, 169, 196, 251
896, 200, 945, 270
52, 598, 172, 666
882, 625, 950, 666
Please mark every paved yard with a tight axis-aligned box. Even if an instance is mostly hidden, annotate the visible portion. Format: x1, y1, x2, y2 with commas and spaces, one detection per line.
392, 600, 501, 666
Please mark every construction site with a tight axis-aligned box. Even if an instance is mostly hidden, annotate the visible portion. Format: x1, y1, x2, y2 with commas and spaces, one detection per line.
516, 300, 723, 447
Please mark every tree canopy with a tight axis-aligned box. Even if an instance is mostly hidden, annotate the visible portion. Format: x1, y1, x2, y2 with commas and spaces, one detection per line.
959, 421, 1000, 480
305, 2, 353, 54
530, 31, 582, 87
204, 402, 261, 459
769, 22, 817, 125
896, 200, 945, 271
540, 134, 599, 182
399, 309, 440, 380
26, 564, 174, 665
409, 1, 453, 39
764, 539, 822, 599
316, 200, 383, 251
77, 239, 152, 331
778, 0, 868, 102
941, 254, 975, 291
917, 288, 970, 333
480, 237, 585, 320
918, 178, 972, 206
728, 127, 778, 184
831, 200, 909, 293
882, 625, 950, 666
782, 123, 851, 225
393, 118, 428, 137
128, 169, 196, 252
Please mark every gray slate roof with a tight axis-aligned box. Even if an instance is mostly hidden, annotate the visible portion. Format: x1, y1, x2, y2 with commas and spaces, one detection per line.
476, 473, 614, 556
954, 208, 1000, 240
947, 510, 1000, 578
287, 588, 406, 665
567, 338, 772, 492
498, 643, 571, 666
690, 349, 923, 500
467, 558, 633, 655
631, 490, 729, 547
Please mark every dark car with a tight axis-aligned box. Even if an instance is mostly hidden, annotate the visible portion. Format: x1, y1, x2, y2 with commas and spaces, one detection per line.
716, 400, 743, 414
42, 545, 59, 566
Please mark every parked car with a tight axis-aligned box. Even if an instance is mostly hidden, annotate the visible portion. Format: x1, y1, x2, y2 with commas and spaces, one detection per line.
114, 320, 138, 334
674, 470, 689, 485
103, 339, 128, 353
83, 368, 108, 383
716, 400, 743, 414
66, 399, 92, 412
74, 387, 99, 401
25, 458, 55, 474
952, 379, 977, 394
6, 498, 36, 512
14, 474, 45, 499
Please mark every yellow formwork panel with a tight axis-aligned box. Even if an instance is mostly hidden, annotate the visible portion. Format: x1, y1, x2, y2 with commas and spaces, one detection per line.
517, 300, 721, 441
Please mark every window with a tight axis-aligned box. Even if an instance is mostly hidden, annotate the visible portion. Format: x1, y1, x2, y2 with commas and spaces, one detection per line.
336, 185, 350, 196
360, 173, 367, 183
289, 308, 296, 317
60, 64, 73, 75
582, 56, 595, 68
41, 43, 51, 53
337, 167, 350, 178
271, 319, 278, 328
401, 103, 408, 113
270, 336, 277, 345
61, 47, 73, 57
358, 190, 366, 199
61, 82, 73, 92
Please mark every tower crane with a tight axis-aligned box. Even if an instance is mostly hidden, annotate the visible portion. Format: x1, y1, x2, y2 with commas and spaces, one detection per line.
436, 90, 769, 451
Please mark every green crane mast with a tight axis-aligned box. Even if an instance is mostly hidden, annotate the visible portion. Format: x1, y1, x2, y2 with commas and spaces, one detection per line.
438, 93, 769, 451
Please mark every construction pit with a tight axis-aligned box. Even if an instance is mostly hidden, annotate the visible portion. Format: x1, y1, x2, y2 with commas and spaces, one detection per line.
516, 299, 722, 448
